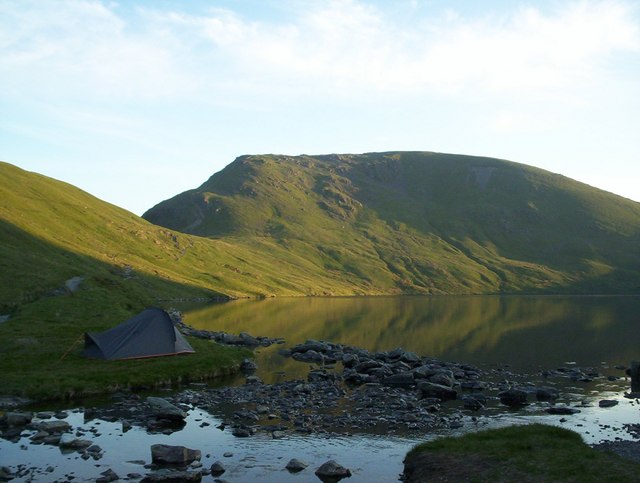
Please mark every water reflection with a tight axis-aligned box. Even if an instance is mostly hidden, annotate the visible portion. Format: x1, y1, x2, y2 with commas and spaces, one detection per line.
182, 295, 640, 372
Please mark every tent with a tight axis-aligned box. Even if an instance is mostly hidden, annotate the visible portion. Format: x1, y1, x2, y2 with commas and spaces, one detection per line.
84, 308, 195, 360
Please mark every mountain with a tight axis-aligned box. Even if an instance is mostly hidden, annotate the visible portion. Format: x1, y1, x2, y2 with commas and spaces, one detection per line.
0, 161, 392, 312
144, 151, 640, 294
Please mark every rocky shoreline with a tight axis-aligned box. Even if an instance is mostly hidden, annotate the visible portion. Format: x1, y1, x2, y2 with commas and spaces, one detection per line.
1, 315, 638, 481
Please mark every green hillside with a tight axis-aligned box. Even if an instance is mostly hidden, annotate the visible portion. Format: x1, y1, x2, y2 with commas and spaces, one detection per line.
2, 152, 639, 399
144, 151, 640, 294
0, 161, 382, 309
0, 161, 378, 399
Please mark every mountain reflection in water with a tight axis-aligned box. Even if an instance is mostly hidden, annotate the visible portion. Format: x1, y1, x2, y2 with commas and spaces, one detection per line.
180, 295, 640, 378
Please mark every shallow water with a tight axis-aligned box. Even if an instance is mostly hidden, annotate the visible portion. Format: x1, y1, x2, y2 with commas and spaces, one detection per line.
3, 295, 640, 481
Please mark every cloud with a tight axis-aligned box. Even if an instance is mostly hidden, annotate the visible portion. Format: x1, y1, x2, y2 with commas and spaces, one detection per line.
0, 0, 194, 101
2, 0, 637, 106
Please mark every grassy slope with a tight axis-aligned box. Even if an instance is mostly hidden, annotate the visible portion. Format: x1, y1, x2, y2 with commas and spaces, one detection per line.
0, 161, 383, 306
0, 161, 362, 400
404, 424, 640, 482
145, 152, 640, 294
2, 152, 639, 398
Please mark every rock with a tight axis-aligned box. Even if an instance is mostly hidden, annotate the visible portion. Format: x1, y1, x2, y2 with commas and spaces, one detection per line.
0, 466, 14, 481
210, 461, 225, 476
400, 351, 421, 364
65, 276, 84, 293
428, 370, 455, 388
232, 427, 251, 438
342, 354, 359, 368
59, 434, 93, 450
272, 430, 286, 439
462, 394, 486, 410
315, 460, 352, 480
355, 360, 382, 373
147, 397, 187, 421
417, 381, 457, 401
30, 430, 49, 442
96, 468, 119, 482
286, 458, 308, 472
382, 372, 415, 389
239, 332, 260, 347
546, 406, 581, 415
292, 339, 330, 353
535, 387, 559, 401
151, 444, 201, 465
3, 411, 32, 427
598, 399, 619, 408
38, 421, 71, 433
498, 389, 528, 407
86, 444, 103, 454
460, 381, 487, 392
240, 358, 257, 372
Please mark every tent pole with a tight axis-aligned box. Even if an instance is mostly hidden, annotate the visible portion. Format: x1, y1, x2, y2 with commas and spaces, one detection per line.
59, 334, 84, 361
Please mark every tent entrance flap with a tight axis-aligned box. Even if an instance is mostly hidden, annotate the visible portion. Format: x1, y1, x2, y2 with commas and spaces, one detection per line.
83, 308, 195, 360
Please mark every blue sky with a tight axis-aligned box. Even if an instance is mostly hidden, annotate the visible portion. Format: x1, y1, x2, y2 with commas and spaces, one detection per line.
1, 0, 639, 215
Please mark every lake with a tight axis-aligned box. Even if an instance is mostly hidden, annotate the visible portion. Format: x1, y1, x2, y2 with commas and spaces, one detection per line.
2, 295, 640, 481
181, 295, 640, 380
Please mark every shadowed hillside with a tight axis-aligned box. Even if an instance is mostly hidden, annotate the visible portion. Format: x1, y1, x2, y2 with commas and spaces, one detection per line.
144, 151, 640, 294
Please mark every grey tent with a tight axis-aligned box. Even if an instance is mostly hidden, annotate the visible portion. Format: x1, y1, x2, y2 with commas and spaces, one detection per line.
84, 308, 195, 360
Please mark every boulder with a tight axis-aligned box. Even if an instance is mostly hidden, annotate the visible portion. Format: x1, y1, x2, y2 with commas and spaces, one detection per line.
3, 411, 32, 427
382, 372, 415, 389
291, 339, 330, 353
535, 387, 559, 401
96, 468, 119, 483
286, 458, 308, 472
598, 399, 619, 408
498, 389, 528, 407
239, 332, 260, 347
151, 444, 201, 465
400, 351, 421, 364
292, 350, 324, 362
240, 358, 257, 372
417, 381, 457, 401
342, 353, 359, 368
428, 371, 455, 388
462, 394, 486, 410
354, 360, 383, 373
210, 461, 225, 476
59, 434, 92, 450
147, 397, 187, 421
38, 421, 71, 433
0, 466, 14, 481
315, 460, 351, 480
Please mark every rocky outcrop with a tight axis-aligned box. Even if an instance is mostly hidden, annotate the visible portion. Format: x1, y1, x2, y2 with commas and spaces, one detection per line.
150, 444, 201, 466
315, 460, 351, 480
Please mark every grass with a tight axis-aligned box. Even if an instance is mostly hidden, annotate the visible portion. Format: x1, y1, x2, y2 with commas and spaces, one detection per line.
2, 152, 640, 400
144, 151, 640, 295
0, 279, 251, 401
404, 424, 640, 482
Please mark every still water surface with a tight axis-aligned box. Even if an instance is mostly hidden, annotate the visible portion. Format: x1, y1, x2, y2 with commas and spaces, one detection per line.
3, 295, 640, 482
183, 295, 640, 379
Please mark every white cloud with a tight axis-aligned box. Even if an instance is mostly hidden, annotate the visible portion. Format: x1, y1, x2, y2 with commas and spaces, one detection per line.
1, 0, 638, 105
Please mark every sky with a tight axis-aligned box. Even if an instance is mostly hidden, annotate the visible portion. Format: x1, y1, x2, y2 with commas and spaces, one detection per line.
1, 0, 639, 215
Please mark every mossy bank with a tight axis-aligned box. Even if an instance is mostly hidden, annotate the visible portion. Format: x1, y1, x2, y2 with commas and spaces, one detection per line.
403, 424, 640, 482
